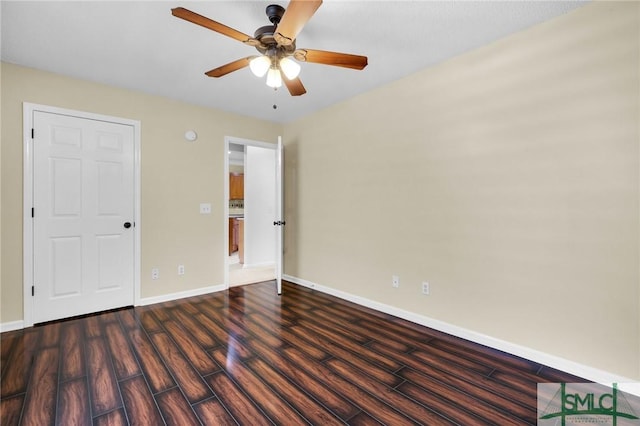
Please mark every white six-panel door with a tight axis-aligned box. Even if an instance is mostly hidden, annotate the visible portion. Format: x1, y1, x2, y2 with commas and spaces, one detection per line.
32, 110, 135, 323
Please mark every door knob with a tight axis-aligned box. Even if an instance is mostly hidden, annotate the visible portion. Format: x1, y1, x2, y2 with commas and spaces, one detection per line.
124, 222, 132, 229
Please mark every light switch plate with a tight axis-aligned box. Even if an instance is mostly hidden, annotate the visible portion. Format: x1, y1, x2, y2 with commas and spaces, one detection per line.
200, 203, 212, 214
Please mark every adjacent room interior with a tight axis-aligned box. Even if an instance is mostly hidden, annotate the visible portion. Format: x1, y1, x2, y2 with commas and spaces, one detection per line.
1, 0, 639, 424
227, 140, 277, 287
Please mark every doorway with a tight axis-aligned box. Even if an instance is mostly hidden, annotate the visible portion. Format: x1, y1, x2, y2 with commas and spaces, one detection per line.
225, 138, 277, 287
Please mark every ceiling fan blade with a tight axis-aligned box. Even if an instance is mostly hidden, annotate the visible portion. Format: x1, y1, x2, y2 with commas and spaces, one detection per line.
172, 7, 262, 46
205, 57, 252, 78
294, 49, 368, 70
274, 0, 322, 46
283, 77, 307, 96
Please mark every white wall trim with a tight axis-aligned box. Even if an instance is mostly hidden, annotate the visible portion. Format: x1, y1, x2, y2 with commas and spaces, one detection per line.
223, 135, 277, 290
2, 284, 225, 331
283, 274, 636, 386
22, 102, 141, 327
242, 261, 275, 269
223, 138, 230, 290
137, 284, 226, 306
0, 320, 26, 333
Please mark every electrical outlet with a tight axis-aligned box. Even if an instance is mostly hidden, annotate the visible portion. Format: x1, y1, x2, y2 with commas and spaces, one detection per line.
422, 281, 430, 295
199, 203, 212, 214
392, 275, 400, 288
152, 268, 159, 280
178, 264, 185, 276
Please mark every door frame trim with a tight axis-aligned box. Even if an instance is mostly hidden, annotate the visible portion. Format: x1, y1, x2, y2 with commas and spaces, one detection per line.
22, 103, 141, 327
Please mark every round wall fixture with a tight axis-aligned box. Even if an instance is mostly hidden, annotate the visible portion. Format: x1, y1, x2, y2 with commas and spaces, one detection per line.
184, 130, 197, 141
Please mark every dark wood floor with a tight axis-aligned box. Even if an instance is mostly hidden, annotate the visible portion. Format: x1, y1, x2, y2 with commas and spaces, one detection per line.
1, 280, 585, 425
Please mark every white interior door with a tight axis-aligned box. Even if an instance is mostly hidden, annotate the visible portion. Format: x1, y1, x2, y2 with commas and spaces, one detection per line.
275, 137, 284, 295
245, 146, 276, 267
32, 111, 135, 323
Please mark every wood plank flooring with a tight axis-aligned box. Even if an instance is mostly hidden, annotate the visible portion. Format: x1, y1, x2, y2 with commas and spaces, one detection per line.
1, 280, 586, 425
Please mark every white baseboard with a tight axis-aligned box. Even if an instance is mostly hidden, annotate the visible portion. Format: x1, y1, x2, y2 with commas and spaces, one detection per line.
1, 284, 227, 332
137, 284, 226, 306
0, 320, 25, 333
241, 261, 275, 269
283, 274, 635, 386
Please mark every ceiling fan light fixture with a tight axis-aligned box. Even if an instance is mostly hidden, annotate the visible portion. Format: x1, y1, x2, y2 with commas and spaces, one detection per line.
172, 1, 367, 97
249, 55, 271, 77
266, 67, 282, 88
279, 56, 301, 80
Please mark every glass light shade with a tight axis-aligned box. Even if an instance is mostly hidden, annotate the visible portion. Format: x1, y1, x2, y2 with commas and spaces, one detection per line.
249, 55, 270, 77
279, 57, 301, 80
266, 67, 282, 88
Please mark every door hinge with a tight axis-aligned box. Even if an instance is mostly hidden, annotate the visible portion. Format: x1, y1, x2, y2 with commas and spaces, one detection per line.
31, 128, 34, 139
31, 286, 34, 296
31, 207, 34, 218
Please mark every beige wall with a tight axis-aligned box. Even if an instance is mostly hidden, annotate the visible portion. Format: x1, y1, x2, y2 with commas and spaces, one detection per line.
283, 1, 640, 379
0, 63, 282, 322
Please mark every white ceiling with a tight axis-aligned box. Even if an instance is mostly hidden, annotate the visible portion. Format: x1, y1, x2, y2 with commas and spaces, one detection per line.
1, 1, 587, 124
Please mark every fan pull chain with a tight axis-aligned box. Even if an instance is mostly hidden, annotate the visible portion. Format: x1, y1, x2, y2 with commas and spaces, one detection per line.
272, 87, 278, 110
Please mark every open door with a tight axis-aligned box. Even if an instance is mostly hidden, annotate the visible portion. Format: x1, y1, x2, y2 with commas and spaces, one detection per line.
274, 137, 284, 295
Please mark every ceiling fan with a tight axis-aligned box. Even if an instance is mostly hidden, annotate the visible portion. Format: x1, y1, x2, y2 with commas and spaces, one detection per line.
171, 0, 368, 96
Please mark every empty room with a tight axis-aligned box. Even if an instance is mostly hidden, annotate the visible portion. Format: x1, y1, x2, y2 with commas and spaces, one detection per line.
1, 1, 639, 424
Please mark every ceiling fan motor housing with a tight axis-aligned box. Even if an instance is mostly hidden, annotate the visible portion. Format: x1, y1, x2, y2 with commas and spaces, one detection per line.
253, 25, 296, 56
266, 4, 285, 24
254, 5, 296, 56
